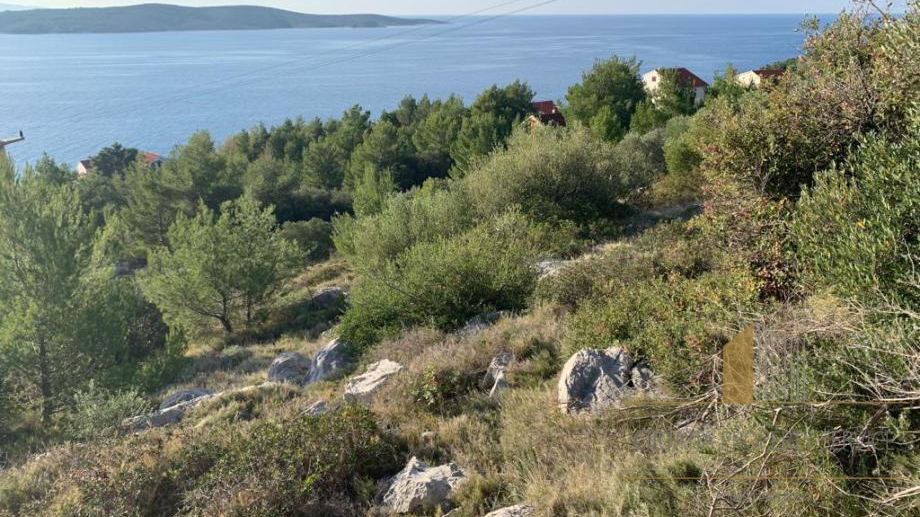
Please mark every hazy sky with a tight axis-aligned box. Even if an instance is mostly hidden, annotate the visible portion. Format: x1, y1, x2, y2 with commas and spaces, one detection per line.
8, 1, 872, 15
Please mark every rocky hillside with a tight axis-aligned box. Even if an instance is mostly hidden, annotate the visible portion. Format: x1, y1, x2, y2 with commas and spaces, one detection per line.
0, 4, 918, 517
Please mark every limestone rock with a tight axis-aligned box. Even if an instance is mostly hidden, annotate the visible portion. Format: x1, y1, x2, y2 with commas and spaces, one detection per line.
267, 352, 311, 384
380, 456, 466, 514
123, 395, 211, 431
481, 350, 513, 390
536, 258, 569, 279
343, 359, 403, 404
311, 286, 348, 309
484, 505, 537, 517
459, 311, 502, 336
302, 400, 328, 417
631, 363, 655, 390
557, 347, 653, 413
159, 388, 213, 411
305, 338, 354, 385
489, 369, 509, 399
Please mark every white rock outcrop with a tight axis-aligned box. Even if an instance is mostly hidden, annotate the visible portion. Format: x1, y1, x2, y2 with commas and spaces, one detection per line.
267, 352, 311, 384
159, 388, 213, 411
484, 505, 536, 517
311, 286, 348, 309
343, 359, 403, 404
301, 400, 329, 417
480, 350, 512, 390
380, 456, 466, 514
305, 338, 354, 385
557, 347, 654, 413
124, 395, 212, 431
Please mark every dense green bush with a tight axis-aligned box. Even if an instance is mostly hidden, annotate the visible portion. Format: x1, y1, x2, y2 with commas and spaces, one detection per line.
791, 113, 920, 307
279, 218, 335, 263
190, 406, 402, 517
61, 381, 151, 442
0, 406, 400, 517
337, 212, 558, 347
333, 180, 475, 271
465, 126, 642, 232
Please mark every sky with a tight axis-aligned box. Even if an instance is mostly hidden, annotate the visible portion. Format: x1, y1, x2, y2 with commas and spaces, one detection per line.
5, 0, 877, 15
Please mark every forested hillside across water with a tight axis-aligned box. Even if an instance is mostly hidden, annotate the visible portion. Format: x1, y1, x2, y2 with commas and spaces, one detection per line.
0, 3, 441, 33
0, 3, 918, 516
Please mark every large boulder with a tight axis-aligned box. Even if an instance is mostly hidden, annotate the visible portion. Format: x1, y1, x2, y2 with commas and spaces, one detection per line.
557, 347, 653, 413
343, 359, 403, 404
380, 456, 466, 514
159, 388, 213, 411
305, 338, 354, 385
311, 286, 348, 309
484, 505, 536, 517
267, 352, 311, 384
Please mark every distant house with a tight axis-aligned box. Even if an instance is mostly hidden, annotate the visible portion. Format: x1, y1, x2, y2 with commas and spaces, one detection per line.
76, 151, 163, 177
141, 152, 164, 168
76, 159, 94, 176
642, 68, 709, 105
526, 100, 566, 130
736, 69, 785, 87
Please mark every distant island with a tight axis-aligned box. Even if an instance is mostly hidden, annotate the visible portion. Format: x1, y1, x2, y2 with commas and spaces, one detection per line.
0, 3, 443, 34
0, 3, 33, 11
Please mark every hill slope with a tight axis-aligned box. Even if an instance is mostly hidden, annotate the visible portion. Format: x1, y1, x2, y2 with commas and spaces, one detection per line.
0, 3, 442, 34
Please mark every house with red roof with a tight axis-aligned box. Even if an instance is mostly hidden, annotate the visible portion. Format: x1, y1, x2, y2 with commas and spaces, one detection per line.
526, 100, 566, 130
76, 151, 163, 176
642, 67, 709, 106
140, 152, 164, 168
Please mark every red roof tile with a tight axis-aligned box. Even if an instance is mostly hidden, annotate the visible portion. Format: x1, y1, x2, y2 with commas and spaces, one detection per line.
753, 69, 785, 78
659, 68, 709, 88
532, 100, 558, 115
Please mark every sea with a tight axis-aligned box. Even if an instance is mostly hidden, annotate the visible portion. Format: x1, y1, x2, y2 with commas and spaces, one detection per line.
0, 14, 825, 167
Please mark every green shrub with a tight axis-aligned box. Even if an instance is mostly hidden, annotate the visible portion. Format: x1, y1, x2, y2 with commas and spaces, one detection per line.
791, 114, 920, 307
409, 366, 478, 414
333, 179, 475, 271
140, 196, 299, 335
536, 221, 720, 309
612, 126, 667, 186
565, 270, 759, 395
191, 405, 402, 517
2, 406, 402, 517
465, 126, 641, 231
338, 212, 554, 347
61, 381, 151, 442
279, 218, 335, 263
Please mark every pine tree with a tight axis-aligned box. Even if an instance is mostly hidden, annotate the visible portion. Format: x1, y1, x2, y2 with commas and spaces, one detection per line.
140, 196, 298, 334
0, 155, 153, 426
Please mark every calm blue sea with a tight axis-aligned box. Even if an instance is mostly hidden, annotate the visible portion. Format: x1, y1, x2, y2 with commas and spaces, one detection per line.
0, 15, 822, 166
